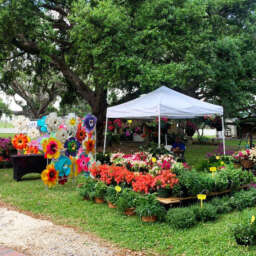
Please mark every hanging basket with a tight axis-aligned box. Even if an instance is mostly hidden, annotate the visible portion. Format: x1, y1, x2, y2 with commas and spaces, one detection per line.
240, 159, 254, 169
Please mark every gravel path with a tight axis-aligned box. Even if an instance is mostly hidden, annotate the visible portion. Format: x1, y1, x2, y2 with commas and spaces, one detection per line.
0, 206, 138, 256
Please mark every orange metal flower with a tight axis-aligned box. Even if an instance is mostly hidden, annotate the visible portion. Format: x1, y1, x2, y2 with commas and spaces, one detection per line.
83, 139, 95, 154
76, 122, 87, 142
24, 145, 39, 155
12, 134, 29, 150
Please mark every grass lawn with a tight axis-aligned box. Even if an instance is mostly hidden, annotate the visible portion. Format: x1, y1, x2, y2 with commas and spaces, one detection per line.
0, 142, 254, 255
0, 121, 14, 128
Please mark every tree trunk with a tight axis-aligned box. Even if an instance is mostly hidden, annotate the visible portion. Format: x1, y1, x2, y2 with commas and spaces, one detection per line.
91, 89, 108, 148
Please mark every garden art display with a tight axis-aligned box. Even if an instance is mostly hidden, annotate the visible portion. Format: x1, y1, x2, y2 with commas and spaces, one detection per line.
11, 113, 97, 186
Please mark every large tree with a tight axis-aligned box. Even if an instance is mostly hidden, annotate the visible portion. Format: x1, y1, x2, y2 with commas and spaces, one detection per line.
0, 0, 256, 141
0, 55, 65, 118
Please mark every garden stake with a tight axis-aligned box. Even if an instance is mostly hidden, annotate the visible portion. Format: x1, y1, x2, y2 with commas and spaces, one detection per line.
209, 167, 217, 177
197, 194, 206, 208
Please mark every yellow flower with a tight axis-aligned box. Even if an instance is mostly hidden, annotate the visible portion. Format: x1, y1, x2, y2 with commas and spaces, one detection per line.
209, 167, 217, 172
216, 156, 220, 160
152, 157, 157, 163
251, 215, 255, 224
197, 194, 206, 200
220, 161, 225, 165
115, 186, 122, 193
127, 120, 132, 124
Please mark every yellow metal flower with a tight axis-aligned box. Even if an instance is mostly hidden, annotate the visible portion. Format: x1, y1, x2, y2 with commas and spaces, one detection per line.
216, 156, 220, 160
152, 157, 157, 163
41, 164, 59, 188
209, 167, 217, 172
69, 118, 76, 126
127, 120, 132, 124
115, 186, 122, 193
251, 215, 255, 224
42, 137, 62, 159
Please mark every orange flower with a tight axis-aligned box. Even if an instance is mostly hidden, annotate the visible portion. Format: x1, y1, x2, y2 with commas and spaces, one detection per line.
12, 134, 29, 150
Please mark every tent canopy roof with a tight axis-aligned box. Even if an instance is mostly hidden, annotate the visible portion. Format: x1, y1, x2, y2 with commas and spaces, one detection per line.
107, 86, 223, 119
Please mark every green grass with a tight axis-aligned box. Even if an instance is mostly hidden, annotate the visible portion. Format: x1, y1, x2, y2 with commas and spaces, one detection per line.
0, 168, 256, 255
0, 133, 14, 138
0, 121, 14, 128
185, 139, 246, 166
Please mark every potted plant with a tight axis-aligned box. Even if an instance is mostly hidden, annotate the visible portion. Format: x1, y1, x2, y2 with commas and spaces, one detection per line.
104, 185, 122, 208
116, 188, 139, 216
136, 194, 166, 223
78, 177, 97, 200
89, 181, 107, 204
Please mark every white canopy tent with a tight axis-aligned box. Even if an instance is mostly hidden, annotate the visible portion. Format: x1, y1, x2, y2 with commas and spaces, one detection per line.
103, 86, 225, 154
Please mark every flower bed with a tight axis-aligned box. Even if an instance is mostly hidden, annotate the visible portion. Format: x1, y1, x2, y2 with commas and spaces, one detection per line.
0, 137, 16, 168
110, 152, 176, 175
90, 161, 253, 198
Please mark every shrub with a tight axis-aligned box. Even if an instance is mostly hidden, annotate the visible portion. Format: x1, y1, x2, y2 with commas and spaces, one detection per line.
104, 185, 121, 204
136, 194, 166, 221
89, 180, 107, 199
233, 218, 256, 246
193, 204, 218, 222
210, 196, 232, 214
230, 189, 256, 211
116, 188, 139, 212
78, 177, 97, 200
166, 207, 196, 229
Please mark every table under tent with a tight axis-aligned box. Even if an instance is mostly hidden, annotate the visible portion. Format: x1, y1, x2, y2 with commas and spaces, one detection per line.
103, 86, 225, 154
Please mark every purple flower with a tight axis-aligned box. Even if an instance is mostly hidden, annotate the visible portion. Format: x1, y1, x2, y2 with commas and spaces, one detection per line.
126, 130, 130, 137
83, 114, 97, 133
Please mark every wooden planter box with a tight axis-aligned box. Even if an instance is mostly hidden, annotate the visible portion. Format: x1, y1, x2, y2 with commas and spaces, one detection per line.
11, 154, 48, 181
157, 184, 249, 205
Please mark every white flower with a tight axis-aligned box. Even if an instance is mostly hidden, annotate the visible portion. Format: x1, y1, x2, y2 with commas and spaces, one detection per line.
56, 128, 68, 143
13, 115, 30, 132
46, 112, 62, 133
27, 127, 40, 139
65, 113, 79, 130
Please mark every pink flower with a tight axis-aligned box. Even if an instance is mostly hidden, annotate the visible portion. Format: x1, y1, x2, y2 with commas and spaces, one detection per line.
77, 155, 90, 174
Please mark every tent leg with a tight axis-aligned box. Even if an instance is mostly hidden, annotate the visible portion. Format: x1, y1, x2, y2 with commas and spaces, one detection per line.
103, 117, 108, 154
221, 116, 226, 155
158, 114, 161, 148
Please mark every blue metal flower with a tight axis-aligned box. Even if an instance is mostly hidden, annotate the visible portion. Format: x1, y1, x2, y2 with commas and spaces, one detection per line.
54, 155, 72, 177
37, 116, 48, 133
83, 114, 97, 133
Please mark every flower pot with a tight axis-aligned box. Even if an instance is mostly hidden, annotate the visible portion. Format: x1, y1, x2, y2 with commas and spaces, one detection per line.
240, 159, 253, 169
124, 207, 136, 216
94, 197, 105, 204
107, 202, 117, 209
141, 216, 157, 223
234, 163, 241, 169
77, 183, 84, 188
83, 196, 89, 201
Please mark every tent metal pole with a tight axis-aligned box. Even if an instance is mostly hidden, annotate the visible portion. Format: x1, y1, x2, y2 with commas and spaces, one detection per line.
158, 106, 161, 148
221, 116, 226, 155
103, 116, 108, 154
